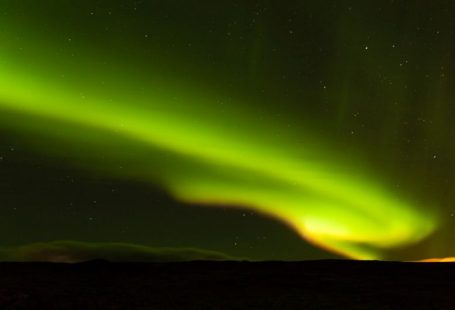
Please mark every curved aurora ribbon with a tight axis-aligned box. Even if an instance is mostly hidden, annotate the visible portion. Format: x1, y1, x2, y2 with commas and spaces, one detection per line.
0, 12, 437, 260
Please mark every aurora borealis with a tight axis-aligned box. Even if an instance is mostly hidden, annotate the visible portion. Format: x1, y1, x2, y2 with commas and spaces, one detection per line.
1, 1, 454, 261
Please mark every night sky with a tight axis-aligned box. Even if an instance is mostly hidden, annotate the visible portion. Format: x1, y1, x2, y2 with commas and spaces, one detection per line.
1, 1, 454, 261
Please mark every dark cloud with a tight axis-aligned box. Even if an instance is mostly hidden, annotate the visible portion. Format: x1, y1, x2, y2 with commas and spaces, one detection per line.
0, 241, 238, 263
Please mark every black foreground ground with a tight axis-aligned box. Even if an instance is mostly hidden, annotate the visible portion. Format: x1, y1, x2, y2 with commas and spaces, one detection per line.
0, 260, 454, 309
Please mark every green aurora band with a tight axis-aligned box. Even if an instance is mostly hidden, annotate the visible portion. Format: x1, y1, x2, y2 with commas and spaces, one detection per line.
0, 3, 439, 260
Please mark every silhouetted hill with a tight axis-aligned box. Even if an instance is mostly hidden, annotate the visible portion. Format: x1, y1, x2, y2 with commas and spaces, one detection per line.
0, 260, 454, 309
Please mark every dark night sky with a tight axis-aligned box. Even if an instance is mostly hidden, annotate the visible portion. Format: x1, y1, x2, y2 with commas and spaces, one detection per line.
0, 1, 454, 261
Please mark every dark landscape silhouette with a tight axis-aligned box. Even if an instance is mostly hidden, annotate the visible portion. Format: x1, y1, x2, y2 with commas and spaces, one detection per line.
1, 259, 454, 309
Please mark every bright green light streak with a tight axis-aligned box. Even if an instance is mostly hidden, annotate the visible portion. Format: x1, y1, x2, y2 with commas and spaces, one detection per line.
0, 32, 437, 260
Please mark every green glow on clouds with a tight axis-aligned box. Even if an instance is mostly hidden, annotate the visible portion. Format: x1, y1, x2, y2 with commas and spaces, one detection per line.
0, 8, 438, 260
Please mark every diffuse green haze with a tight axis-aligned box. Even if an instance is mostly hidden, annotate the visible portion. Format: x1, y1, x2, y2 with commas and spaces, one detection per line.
0, 1, 439, 259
